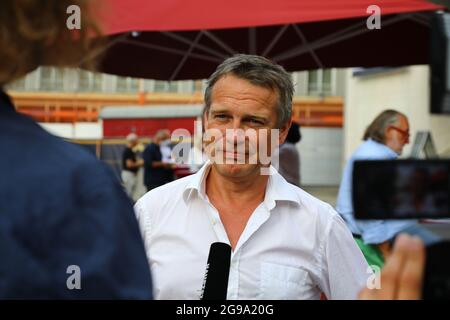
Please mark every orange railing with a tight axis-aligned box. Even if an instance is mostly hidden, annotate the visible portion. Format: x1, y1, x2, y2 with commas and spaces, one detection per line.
9, 91, 343, 127
292, 97, 343, 127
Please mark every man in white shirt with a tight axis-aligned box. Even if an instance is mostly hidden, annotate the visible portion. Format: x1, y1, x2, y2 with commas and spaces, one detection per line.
135, 54, 369, 300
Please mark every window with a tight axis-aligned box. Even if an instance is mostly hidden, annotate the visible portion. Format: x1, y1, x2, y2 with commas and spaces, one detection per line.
192, 80, 206, 93
154, 80, 180, 93
39, 67, 54, 91
78, 70, 91, 92
322, 69, 332, 94
53, 68, 65, 91
307, 69, 334, 96
38, 67, 69, 91
116, 76, 139, 93
7, 67, 210, 94
307, 70, 319, 94
92, 73, 103, 92
7, 77, 26, 91
168, 81, 178, 92
154, 80, 168, 92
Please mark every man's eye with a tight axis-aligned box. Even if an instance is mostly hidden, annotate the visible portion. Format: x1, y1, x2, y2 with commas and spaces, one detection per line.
249, 119, 264, 125
215, 114, 228, 119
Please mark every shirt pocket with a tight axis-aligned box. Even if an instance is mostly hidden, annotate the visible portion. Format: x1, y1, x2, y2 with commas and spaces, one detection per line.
258, 262, 316, 300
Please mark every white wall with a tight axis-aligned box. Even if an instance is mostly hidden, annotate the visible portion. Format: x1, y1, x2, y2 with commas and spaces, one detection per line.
39, 122, 102, 139
299, 127, 343, 186
344, 65, 450, 164
73, 122, 103, 139
39, 123, 74, 138
430, 115, 450, 156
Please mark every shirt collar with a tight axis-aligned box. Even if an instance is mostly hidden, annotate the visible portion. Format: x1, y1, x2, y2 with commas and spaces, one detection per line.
366, 138, 399, 158
263, 166, 302, 210
182, 161, 301, 210
182, 160, 213, 203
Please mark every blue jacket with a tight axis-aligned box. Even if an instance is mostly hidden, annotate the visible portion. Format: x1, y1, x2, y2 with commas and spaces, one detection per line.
143, 143, 173, 187
0, 89, 152, 299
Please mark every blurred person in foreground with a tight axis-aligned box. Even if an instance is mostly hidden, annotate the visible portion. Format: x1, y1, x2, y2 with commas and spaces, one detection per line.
0, 0, 152, 298
336, 110, 441, 267
278, 122, 302, 186
121, 133, 144, 200
359, 233, 425, 300
143, 129, 175, 191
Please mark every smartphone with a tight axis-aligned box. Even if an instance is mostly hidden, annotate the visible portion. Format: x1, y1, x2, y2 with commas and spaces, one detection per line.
352, 159, 450, 220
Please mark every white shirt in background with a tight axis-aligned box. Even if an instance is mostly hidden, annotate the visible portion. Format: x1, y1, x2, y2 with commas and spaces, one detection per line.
159, 140, 173, 162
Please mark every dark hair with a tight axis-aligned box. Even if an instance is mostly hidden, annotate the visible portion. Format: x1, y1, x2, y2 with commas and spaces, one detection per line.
204, 54, 294, 128
286, 122, 301, 144
363, 109, 406, 143
0, 0, 102, 86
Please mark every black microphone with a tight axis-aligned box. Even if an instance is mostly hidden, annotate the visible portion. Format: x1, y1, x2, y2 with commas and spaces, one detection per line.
200, 242, 232, 300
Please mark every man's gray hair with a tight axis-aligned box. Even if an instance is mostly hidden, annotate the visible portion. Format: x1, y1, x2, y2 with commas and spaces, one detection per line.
126, 132, 138, 142
204, 54, 294, 128
155, 129, 170, 141
363, 109, 406, 143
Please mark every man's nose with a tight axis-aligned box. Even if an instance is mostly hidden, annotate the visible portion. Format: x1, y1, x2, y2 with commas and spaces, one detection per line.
228, 129, 246, 144
225, 119, 246, 143
227, 117, 243, 130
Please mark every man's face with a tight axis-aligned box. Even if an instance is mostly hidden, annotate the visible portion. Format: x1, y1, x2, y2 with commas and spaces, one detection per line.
130, 140, 138, 148
203, 74, 290, 179
386, 116, 410, 155
155, 131, 169, 144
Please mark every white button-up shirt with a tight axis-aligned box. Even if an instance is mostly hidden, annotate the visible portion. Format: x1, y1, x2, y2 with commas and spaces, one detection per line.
134, 161, 369, 300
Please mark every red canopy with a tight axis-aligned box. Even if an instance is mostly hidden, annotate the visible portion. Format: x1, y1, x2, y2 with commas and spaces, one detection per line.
94, 0, 443, 80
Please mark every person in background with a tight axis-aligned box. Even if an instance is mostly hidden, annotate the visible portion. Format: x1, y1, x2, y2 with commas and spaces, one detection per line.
336, 109, 440, 267
188, 138, 207, 174
121, 133, 144, 200
0, 0, 152, 298
143, 129, 176, 191
159, 129, 173, 162
278, 122, 302, 186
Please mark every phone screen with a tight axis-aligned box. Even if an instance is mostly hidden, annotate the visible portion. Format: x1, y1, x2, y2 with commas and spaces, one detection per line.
353, 160, 450, 219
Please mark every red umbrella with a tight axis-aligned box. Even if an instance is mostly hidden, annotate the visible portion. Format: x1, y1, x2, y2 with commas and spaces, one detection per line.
94, 0, 443, 80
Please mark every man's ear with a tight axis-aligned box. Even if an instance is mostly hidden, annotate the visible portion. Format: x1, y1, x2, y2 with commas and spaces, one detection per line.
278, 119, 292, 145
202, 108, 209, 131
384, 126, 393, 143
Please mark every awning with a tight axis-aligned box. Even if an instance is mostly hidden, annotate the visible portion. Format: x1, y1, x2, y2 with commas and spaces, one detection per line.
93, 0, 444, 80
